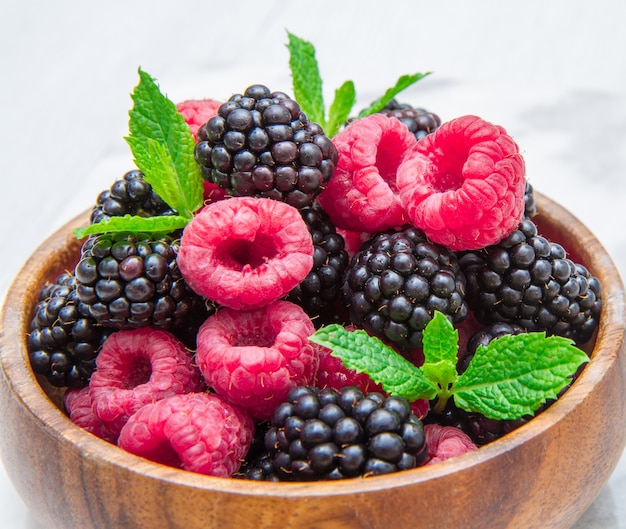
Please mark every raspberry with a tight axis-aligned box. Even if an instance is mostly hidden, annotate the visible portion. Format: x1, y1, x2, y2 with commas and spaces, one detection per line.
341, 226, 468, 353
176, 98, 222, 140
396, 115, 526, 250
118, 392, 254, 477
423, 424, 477, 465
178, 196, 314, 310
64, 386, 118, 443
194, 84, 337, 209
317, 114, 417, 232
460, 218, 602, 344
89, 328, 204, 436
264, 386, 428, 480
196, 300, 319, 421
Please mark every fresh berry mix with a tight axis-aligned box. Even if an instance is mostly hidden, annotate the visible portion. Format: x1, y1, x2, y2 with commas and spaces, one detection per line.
460, 218, 602, 344
178, 196, 314, 310
194, 84, 338, 209
196, 300, 319, 421
397, 115, 526, 250
90, 169, 175, 225
26, 33, 602, 481
28, 272, 111, 388
118, 392, 254, 477
317, 113, 417, 232
342, 226, 468, 352
261, 386, 428, 481
379, 99, 441, 141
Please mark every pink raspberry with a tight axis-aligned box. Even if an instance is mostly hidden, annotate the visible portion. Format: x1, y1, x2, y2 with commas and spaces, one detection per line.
178, 196, 314, 310
89, 328, 204, 437
196, 300, 320, 421
317, 114, 417, 232
336, 228, 371, 260
176, 98, 222, 141
64, 387, 118, 443
397, 115, 526, 250
118, 392, 254, 477
424, 423, 478, 465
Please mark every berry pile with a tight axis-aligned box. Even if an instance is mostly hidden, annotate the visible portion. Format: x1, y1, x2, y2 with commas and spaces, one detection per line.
26, 54, 603, 482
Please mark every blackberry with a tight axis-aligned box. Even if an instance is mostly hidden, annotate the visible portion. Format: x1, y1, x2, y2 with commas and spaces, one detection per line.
264, 386, 428, 481
460, 218, 602, 344
74, 232, 211, 330
379, 99, 441, 141
91, 169, 174, 224
342, 226, 468, 352
287, 205, 349, 324
524, 181, 537, 218
194, 84, 338, 209
28, 272, 111, 387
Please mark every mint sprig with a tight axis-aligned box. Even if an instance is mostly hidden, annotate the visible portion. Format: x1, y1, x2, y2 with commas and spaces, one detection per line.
309, 312, 589, 421
74, 68, 203, 238
286, 32, 427, 137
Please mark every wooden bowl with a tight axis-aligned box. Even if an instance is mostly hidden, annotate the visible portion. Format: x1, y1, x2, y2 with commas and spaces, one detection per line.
1, 192, 625, 529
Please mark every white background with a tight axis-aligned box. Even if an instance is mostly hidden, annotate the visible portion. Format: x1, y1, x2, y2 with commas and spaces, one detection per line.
1, 1, 625, 527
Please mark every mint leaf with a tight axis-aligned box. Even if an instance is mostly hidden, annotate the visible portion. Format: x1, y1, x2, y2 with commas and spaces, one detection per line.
422, 311, 459, 366
325, 80, 356, 137
310, 324, 438, 401
126, 68, 203, 217
287, 32, 326, 126
74, 214, 190, 239
452, 333, 589, 420
358, 72, 432, 118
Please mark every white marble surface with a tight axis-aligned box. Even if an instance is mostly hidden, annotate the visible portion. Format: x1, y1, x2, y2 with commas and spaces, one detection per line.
1, 1, 625, 527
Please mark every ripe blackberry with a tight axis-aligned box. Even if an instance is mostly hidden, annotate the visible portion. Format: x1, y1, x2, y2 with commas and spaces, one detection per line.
90, 169, 174, 224
524, 181, 537, 218
194, 84, 338, 209
287, 205, 349, 324
379, 99, 441, 140
74, 232, 210, 330
264, 386, 428, 481
28, 272, 111, 388
460, 218, 602, 344
342, 226, 468, 352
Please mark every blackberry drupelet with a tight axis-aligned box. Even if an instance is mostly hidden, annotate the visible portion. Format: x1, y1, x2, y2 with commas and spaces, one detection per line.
91, 169, 174, 224
287, 205, 349, 324
342, 226, 468, 352
460, 218, 602, 344
28, 272, 111, 388
379, 99, 441, 141
264, 386, 428, 481
74, 232, 211, 330
194, 84, 338, 209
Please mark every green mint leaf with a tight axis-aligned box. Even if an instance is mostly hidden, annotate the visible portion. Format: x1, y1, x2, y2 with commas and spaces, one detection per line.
422, 311, 459, 366
325, 80, 356, 137
358, 72, 432, 118
73, 214, 190, 239
125, 68, 203, 217
287, 32, 326, 126
310, 324, 438, 402
452, 333, 589, 420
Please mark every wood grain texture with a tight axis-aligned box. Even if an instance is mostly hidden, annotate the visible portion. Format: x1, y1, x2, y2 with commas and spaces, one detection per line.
1, 193, 625, 529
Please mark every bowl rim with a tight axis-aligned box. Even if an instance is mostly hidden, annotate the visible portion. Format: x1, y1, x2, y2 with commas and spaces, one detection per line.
1, 191, 624, 498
